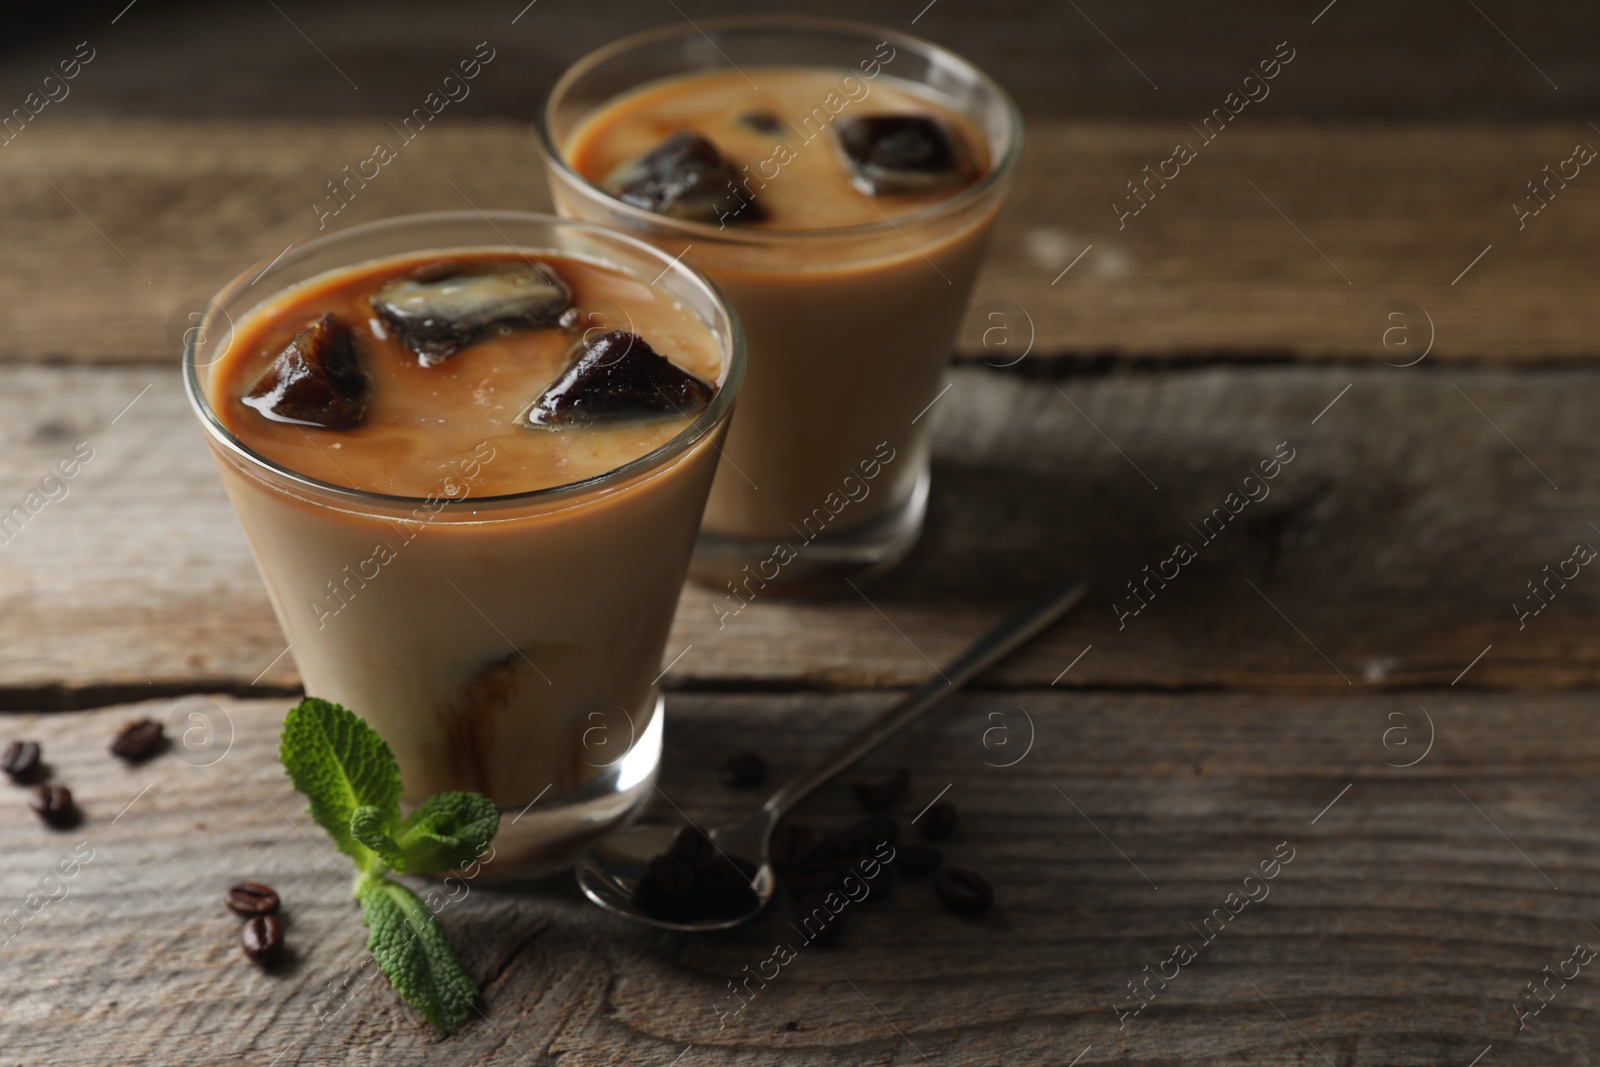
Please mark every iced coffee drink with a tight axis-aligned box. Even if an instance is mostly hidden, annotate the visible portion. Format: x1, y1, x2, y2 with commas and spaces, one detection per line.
541, 19, 1020, 589
184, 212, 744, 873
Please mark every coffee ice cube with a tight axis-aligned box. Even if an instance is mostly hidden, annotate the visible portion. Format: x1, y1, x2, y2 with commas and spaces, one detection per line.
601, 131, 764, 225
737, 110, 784, 135
834, 114, 972, 196
242, 312, 369, 430
516, 330, 714, 429
371, 262, 573, 367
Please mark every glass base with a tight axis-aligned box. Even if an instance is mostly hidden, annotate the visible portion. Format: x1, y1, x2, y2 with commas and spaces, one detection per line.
475, 693, 663, 881
689, 467, 929, 594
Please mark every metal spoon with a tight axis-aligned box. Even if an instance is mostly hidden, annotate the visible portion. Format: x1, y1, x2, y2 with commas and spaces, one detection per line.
575, 573, 1088, 931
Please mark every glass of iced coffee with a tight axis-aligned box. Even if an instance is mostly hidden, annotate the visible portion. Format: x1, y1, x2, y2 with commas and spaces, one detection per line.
183, 211, 744, 875
539, 17, 1021, 591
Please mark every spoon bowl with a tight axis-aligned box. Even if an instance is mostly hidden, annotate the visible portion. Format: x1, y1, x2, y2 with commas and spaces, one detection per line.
575, 574, 1087, 931
577, 810, 777, 930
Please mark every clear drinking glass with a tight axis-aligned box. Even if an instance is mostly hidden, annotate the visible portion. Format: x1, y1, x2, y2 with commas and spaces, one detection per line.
538, 16, 1022, 591
183, 211, 745, 876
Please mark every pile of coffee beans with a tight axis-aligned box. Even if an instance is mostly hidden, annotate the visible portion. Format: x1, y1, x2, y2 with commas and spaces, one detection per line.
225, 880, 284, 964
636, 826, 761, 923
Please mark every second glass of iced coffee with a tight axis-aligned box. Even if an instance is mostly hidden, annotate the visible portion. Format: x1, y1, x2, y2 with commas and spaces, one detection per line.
539, 17, 1022, 591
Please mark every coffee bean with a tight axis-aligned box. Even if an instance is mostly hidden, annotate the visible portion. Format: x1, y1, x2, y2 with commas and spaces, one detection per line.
242, 913, 284, 963
856, 857, 895, 902
795, 889, 847, 944
637, 852, 700, 923
110, 719, 165, 762
2, 740, 41, 781
849, 815, 899, 853
933, 868, 994, 916
770, 824, 815, 870
719, 751, 766, 789
814, 828, 866, 863
645, 854, 696, 899
894, 844, 943, 877
692, 855, 760, 920
29, 784, 76, 828
853, 768, 909, 810
696, 856, 757, 897
917, 801, 958, 841
783, 860, 845, 899
224, 882, 280, 917
670, 825, 716, 864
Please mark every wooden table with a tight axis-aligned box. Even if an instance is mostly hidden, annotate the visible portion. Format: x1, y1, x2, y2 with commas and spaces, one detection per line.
2, 109, 1598, 1065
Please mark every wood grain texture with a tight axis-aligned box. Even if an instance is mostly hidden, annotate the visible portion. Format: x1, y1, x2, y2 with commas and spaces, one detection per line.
0, 361, 1592, 698
3, 0, 1596, 121
1, 121, 1597, 365
0, 690, 1594, 1065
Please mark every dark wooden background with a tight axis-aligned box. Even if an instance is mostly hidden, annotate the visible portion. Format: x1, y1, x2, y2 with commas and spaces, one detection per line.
1, 2, 1598, 1064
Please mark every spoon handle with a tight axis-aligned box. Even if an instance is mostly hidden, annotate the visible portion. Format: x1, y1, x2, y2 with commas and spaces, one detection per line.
758, 574, 1088, 820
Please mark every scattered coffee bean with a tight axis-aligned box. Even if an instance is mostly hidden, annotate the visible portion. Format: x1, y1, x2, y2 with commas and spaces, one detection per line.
110, 719, 165, 762
917, 800, 958, 841
2, 740, 41, 781
670, 825, 716, 864
795, 889, 846, 944
719, 751, 766, 789
858, 857, 895, 902
770, 823, 815, 871
224, 882, 281, 917
933, 868, 994, 916
849, 815, 900, 853
242, 913, 284, 963
814, 828, 866, 863
784, 1020, 801, 1032
30, 784, 76, 828
782, 860, 845, 899
894, 844, 943, 877
853, 768, 909, 809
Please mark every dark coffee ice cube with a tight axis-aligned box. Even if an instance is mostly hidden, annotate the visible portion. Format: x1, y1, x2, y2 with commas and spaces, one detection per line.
601, 131, 764, 226
737, 110, 784, 135
835, 115, 972, 196
517, 331, 715, 430
242, 313, 369, 430
371, 261, 573, 367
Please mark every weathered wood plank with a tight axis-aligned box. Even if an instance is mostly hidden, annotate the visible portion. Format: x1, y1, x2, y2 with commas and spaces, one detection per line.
0, 121, 1596, 364
6, 0, 1597, 122
0, 361, 1592, 696
0, 690, 1594, 1065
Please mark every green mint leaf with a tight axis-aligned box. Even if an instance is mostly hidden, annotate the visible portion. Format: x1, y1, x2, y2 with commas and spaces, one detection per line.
351, 805, 406, 870
394, 792, 500, 874
358, 875, 478, 1033
279, 698, 402, 869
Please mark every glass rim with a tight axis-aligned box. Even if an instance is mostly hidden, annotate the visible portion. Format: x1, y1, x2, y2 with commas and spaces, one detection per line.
536, 14, 1025, 244
182, 209, 747, 513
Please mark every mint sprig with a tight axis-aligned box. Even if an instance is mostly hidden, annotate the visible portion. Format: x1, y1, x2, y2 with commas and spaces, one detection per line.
279, 698, 499, 1034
